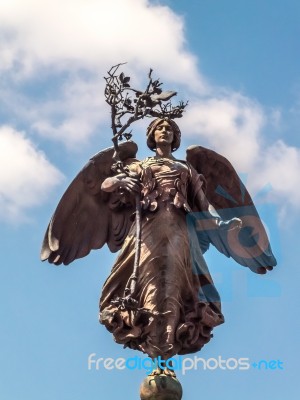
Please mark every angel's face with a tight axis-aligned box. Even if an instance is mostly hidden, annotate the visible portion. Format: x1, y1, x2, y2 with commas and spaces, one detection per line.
153, 121, 174, 146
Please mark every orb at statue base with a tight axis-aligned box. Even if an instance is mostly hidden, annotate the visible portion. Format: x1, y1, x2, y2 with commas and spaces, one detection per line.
140, 375, 183, 400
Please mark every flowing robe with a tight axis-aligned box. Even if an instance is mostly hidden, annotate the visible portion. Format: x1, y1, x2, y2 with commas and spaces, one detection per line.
100, 157, 224, 359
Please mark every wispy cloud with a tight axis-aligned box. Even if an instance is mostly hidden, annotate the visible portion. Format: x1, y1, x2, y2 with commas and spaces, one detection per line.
180, 94, 300, 211
0, 0, 203, 87
256, 140, 300, 207
30, 76, 108, 148
0, 0, 299, 223
0, 0, 205, 147
181, 93, 264, 170
0, 126, 63, 222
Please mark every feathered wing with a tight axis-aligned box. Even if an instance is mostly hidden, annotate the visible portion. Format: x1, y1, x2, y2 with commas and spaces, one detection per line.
41, 141, 138, 265
186, 145, 277, 274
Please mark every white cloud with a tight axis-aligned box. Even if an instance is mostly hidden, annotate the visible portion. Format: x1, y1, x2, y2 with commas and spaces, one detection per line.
30, 76, 109, 148
268, 108, 282, 130
181, 93, 264, 170
177, 93, 300, 214
255, 140, 300, 207
0, 0, 205, 147
0, 0, 203, 88
0, 126, 63, 222
0, 0, 300, 221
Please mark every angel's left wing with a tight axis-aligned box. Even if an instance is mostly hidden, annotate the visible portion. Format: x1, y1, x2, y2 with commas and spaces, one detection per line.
41, 141, 138, 265
186, 145, 277, 274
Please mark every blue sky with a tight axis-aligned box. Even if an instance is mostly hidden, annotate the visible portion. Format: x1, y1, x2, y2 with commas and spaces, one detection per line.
0, 1, 299, 399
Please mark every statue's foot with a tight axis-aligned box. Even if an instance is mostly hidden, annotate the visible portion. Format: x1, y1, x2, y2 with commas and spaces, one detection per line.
148, 366, 163, 376
163, 367, 177, 378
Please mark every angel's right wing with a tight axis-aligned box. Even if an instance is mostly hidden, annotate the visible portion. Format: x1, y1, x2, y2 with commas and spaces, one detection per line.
186, 145, 277, 274
41, 141, 138, 266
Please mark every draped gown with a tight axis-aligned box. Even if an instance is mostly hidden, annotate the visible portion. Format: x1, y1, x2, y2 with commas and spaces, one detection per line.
99, 156, 224, 359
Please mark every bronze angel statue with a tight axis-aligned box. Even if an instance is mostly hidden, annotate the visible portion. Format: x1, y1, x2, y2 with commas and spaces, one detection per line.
41, 67, 276, 377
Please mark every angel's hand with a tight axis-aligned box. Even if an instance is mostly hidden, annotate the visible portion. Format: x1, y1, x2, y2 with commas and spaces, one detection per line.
218, 217, 242, 231
101, 173, 140, 193
117, 173, 141, 193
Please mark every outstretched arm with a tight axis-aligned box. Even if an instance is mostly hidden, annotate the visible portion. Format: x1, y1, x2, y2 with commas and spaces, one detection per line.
189, 165, 241, 230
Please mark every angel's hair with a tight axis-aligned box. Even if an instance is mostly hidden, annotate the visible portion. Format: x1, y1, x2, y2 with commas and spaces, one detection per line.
146, 118, 181, 152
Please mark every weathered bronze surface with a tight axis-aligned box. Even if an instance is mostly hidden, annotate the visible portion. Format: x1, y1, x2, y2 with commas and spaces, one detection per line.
99, 119, 225, 361
41, 118, 276, 356
41, 67, 277, 398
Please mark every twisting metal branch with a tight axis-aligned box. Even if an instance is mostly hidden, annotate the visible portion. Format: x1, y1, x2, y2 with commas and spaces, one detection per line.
104, 63, 188, 162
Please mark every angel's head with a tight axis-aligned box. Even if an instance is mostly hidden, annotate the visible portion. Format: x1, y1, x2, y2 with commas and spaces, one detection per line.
146, 118, 181, 152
